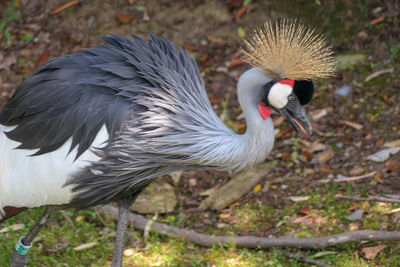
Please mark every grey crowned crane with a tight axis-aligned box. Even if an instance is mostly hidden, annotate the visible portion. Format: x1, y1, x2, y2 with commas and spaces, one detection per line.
0, 20, 335, 266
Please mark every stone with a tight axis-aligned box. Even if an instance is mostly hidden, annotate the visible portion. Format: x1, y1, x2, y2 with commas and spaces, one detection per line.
131, 178, 177, 214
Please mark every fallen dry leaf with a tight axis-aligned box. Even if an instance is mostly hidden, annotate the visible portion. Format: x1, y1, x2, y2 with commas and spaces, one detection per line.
253, 184, 262, 192
319, 171, 376, 183
116, 12, 136, 23
189, 178, 197, 187
199, 187, 216, 197
298, 206, 311, 215
208, 36, 225, 44
228, 58, 246, 67
276, 127, 292, 138
386, 207, 400, 215
292, 215, 328, 226
367, 147, 400, 162
312, 251, 337, 258
384, 139, 400, 148
19, 67, 34, 74
349, 167, 364, 176
229, 0, 244, 8
0, 54, 17, 72
73, 241, 98, 251
273, 116, 285, 127
302, 150, 313, 160
0, 223, 25, 233
169, 170, 183, 184
219, 213, 231, 219
340, 120, 364, 130
316, 148, 334, 163
348, 222, 360, 231
310, 141, 326, 153
288, 196, 310, 202
234, 4, 249, 20
46, 241, 70, 252
183, 43, 197, 51
237, 27, 246, 38
198, 54, 208, 63
123, 248, 135, 257
369, 15, 385, 26
321, 167, 333, 173
301, 140, 326, 153
35, 50, 48, 67
361, 244, 387, 260
345, 209, 364, 221
385, 160, 398, 172
311, 108, 331, 121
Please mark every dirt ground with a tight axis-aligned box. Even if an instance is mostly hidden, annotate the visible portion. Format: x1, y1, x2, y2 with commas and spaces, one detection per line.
1, 0, 400, 265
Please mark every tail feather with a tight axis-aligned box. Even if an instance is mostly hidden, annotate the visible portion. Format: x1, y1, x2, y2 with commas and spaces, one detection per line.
0, 208, 5, 219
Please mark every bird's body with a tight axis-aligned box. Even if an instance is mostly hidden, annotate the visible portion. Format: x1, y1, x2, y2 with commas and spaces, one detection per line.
0, 35, 274, 216
1, 20, 335, 267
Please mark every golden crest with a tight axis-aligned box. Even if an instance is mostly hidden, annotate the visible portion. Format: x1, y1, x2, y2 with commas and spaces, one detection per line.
242, 19, 336, 80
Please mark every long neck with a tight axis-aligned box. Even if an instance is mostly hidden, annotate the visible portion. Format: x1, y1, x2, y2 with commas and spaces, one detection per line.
237, 68, 275, 166
195, 68, 275, 171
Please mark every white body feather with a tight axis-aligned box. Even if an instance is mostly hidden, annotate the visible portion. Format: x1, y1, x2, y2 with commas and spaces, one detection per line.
0, 125, 108, 211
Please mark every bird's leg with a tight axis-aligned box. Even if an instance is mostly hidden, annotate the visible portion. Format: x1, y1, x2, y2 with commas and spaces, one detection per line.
111, 194, 140, 267
111, 203, 130, 267
11, 206, 59, 267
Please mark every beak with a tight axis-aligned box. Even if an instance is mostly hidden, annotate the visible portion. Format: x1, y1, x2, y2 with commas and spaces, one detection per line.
277, 101, 312, 138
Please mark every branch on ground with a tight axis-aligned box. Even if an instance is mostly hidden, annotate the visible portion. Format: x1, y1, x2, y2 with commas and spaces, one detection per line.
335, 194, 400, 204
99, 205, 400, 249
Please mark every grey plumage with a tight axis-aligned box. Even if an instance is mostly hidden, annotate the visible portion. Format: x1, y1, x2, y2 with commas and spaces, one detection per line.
1, 34, 261, 208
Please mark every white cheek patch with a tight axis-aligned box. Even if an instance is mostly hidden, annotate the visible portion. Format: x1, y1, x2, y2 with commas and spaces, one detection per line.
268, 83, 293, 109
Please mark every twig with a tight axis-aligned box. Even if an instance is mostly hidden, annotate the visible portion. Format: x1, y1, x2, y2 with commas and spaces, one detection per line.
144, 213, 157, 240
386, 208, 400, 214
365, 68, 393, 82
99, 205, 400, 249
60, 210, 75, 227
335, 194, 400, 204
2, 39, 33, 57
283, 252, 329, 267
50, 0, 80, 15
318, 171, 376, 183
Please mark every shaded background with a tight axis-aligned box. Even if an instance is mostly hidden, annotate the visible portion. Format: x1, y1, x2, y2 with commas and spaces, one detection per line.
0, 0, 399, 266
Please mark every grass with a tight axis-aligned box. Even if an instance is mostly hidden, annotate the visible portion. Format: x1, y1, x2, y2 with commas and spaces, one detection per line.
1, 183, 400, 266
0, 0, 20, 45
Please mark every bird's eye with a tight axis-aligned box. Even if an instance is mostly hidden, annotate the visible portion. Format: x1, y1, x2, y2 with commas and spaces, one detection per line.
288, 95, 295, 101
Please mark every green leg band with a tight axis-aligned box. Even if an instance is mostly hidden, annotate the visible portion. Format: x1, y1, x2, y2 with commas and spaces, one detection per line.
15, 236, 32, 255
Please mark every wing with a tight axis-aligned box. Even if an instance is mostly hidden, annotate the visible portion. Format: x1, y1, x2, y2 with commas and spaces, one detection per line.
0, 34, 220, 159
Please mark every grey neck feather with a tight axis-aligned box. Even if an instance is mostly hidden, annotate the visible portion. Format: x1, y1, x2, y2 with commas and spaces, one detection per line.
192, 67, 276, 171
232, 67, 275, 169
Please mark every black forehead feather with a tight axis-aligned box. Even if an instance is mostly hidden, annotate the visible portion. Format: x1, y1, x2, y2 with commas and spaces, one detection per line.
293, 80, 314, 105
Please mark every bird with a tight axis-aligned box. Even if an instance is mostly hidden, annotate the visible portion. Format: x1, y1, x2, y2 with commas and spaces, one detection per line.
0, 19, 335, 266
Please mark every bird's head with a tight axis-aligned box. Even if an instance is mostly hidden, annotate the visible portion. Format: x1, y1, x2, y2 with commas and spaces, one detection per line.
242, 19, 336, 137
260, 78, 313, 137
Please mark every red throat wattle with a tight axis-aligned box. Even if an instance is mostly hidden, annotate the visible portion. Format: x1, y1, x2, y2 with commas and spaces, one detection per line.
258, 102, 271, 120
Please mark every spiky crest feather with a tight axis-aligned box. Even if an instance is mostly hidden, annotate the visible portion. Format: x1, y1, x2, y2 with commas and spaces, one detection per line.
242, 19, 336, 80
